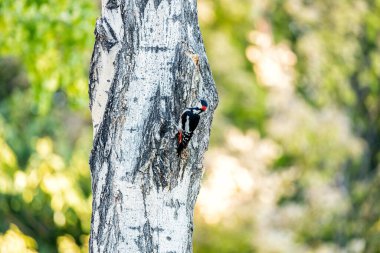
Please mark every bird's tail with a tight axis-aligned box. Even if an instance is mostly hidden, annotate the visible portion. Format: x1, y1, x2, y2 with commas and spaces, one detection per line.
177, 131, 193, 157
177, 143, 185, 156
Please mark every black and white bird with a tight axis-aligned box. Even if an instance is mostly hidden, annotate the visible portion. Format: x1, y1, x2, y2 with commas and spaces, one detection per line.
176, 99, 208, 156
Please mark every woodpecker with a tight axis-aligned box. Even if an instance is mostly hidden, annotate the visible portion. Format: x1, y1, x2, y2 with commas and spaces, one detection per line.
176, 99, 208, 156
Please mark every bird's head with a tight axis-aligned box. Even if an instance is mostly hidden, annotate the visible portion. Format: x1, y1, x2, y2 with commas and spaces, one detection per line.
196, 99, 208, 114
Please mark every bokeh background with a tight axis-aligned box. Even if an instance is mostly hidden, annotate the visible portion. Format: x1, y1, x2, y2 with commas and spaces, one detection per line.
1, 0, 380, 252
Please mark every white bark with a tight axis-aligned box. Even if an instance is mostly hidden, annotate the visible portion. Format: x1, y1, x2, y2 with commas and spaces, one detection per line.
88, 0, 218, 252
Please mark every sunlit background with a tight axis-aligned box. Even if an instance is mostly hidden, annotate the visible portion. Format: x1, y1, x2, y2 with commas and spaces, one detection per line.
1, 0, 380, 252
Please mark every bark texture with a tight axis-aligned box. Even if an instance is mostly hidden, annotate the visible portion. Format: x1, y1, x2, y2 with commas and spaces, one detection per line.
88, 0, 218, 252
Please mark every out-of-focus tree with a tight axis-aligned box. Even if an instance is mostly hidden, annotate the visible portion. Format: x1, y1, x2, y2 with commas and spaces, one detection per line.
195, 0, 380, 252
259, 1, 380, 251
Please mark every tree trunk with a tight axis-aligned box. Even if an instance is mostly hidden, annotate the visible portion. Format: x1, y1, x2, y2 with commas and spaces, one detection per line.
88, 0, 218, 252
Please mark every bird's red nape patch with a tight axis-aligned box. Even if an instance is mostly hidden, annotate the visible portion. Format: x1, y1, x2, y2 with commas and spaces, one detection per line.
202, 106, 207, 111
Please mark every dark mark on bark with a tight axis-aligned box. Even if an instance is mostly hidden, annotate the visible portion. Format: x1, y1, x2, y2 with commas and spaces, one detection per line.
152, 227, 164, 232
133, 87, 175, 190
136, 0, 150, 17
135, 221, 154, 252
96, 159, 115, 245
141, 46, 169, 53
153, 0, 164, 9
106, 0, 119, 9
136, 177, 155, 252
115, 189, 123, 203
172, 42, 198, 112
165, 199, 183, 220
88, 43, 101, 110
129, 226, 141, 231
126, 128, 138, 133
103, 189, 124, 249
95, 18, 119, 52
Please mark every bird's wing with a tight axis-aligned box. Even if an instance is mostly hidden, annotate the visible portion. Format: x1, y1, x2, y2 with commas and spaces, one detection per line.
189, 114, 200, 132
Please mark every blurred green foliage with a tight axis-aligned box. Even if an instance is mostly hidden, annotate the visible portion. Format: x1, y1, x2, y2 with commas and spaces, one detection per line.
0, 0, 95, 252
1, 0, 380, 252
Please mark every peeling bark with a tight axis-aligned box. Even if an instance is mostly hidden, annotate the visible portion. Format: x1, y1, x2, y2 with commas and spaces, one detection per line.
88, 0, 218, 252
